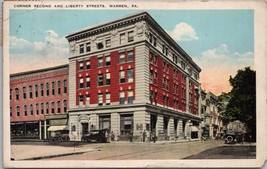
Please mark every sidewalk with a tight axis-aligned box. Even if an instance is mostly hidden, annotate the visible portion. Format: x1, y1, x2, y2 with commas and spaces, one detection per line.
11, 144, 99, 160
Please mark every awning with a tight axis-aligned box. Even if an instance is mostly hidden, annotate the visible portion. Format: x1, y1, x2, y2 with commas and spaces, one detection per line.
47, 125, 68, 131
191, 126, 199, 132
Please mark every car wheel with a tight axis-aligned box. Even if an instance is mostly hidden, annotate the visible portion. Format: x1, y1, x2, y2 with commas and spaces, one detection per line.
226, 136, 233, 143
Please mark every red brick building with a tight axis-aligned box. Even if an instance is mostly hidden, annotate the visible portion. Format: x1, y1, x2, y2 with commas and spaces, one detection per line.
10, 64, 69, 140
66, 12, 202, 141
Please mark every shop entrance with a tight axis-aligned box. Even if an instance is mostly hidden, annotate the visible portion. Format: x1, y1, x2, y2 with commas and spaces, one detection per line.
150, 114, 157, 132
81, 123, 89, 135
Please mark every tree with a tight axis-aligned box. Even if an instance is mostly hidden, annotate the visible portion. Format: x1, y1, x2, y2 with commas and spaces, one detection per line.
225, 67, 256, 141
218, 92, 231, 123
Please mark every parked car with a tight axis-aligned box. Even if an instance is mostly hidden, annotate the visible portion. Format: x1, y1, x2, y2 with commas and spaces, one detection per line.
81, 129, 109, 143
49, 130, 70, 142
224, 130, 244, 144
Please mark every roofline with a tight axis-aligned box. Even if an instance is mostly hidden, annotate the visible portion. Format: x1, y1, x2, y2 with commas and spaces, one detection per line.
65, 11, 201, 72
65, 11, 148, 39
10, 64, 69, 78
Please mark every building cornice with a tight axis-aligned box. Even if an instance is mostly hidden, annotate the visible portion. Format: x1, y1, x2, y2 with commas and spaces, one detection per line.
10, 64, 69, 79
66, 11, 201, 72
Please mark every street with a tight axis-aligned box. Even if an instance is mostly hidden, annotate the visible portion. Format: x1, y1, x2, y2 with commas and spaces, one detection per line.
11, 140, 256, 160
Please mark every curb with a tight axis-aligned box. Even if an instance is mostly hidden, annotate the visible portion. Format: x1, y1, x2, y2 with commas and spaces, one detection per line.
16, 149, 100, 161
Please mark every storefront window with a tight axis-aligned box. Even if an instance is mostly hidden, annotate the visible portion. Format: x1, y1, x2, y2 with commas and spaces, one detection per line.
99, 116, 110, 130
120, 114, 133, 135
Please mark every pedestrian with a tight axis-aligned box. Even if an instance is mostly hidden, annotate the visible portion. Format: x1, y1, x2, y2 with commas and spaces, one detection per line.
146, 130, 150, 143
142, 130, 147, 142
129, 131, 133, 143
152, 131, 156, 143
111, 131, 115, 141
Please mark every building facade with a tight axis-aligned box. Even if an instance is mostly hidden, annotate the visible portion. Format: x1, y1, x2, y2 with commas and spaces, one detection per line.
66, 12, 202, 142
10, 65, 69, 140
200, 90, 223, 138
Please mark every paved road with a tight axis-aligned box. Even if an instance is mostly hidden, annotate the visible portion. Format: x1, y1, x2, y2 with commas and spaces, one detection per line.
46, 140, 224, 160
184, 144, 256, 159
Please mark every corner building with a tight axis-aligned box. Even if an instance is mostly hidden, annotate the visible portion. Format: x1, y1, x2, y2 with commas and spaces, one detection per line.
66, 12, 202, 141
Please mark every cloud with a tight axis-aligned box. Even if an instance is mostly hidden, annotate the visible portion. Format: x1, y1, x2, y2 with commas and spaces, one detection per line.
9, 30, 69, 73
167, 22, 198, 42
192, 44, 254, 95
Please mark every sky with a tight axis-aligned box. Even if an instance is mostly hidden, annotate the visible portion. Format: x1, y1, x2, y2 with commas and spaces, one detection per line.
9, 9, 254, 95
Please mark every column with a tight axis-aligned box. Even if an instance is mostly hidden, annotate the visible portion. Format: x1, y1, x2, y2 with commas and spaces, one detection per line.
156, 115, 163, 139
44, 120, 47, 139
111, 113, 120, 140
178, 119, 183, 139
168, 117, 174, 139
39, 121, 42, 140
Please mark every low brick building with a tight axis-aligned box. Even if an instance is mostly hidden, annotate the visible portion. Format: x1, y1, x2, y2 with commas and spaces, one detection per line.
10, 64, 69, 140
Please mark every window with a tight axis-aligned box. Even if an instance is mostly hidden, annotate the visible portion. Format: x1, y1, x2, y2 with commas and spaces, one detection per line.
40, 84, 44, 96
106, 39, 111, 48
105, 73, 111, 85
119, 71, 125, 83
127, 90, 133, 104
10, 107, 12, 117
24, 105, 28, 116
23, 87, 26, 99
120, 33, 126, 44
119, 91, 124, 104
149, 90, 153, 103
154, 72, 157, 85
15, 88, 19, 100
149, 70, 153, 84
10, 89, 12, 101
97, 42, 104, 50
29, 86, 32, 98
35, 103, 39, 115
79, 61, 84, 70
57, 81, 61, 95
105, 92, 110, 105
79, 95, 84, 106
98, 74, 103, 86
16, 106, 20, 116
30, 104, 33, 115
119, 52, 125, 63
154, 92, 157, 105
105, 56, 111, 66
51, 102, 55, 113
98, 57, 103, 67
57, 101, 60, 113
181, 61, 186, 70
98, 93, 103, 106
46, 83, 49, 96
85, 94, 90, 106
86, 76, 90, 88
128, 31, 134, 42
127, 50, 133, 62
46, 102, 49, 114
52, 82, 55, 95
79, 77, 84, 88
173, 54, 178, 64
79, 44, 84, 54
63, 100, 67, 113
99, 116, 111, 130
35, 85, 38, 98
153, 36, 157, 47
85, 60, 90, 69
41, 103, 44, 114
120, 114, 133, 135
86, 42, 91, 52
149, 33, 157, 47
127, 69, 133, 83
64, 80, 67, 93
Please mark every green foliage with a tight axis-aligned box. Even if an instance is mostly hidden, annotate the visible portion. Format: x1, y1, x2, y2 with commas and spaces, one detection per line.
225, 67, 256, 139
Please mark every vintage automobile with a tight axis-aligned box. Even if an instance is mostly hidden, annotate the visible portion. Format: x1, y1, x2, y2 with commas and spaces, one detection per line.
224, 130, 244, 144
48, 126, 70, 142
81, 129, 109, 143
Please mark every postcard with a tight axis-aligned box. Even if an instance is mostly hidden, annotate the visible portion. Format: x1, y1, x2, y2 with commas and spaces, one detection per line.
3, 0, 267, 168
